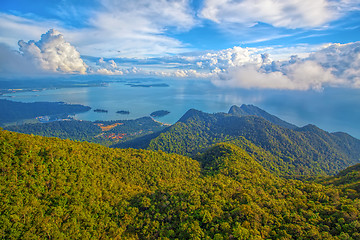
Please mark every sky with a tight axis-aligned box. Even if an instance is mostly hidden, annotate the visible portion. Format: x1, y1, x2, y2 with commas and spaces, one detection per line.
0, 0, 360, 90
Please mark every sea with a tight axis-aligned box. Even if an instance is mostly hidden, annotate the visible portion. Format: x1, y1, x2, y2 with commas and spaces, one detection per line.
1, 78, 360, 139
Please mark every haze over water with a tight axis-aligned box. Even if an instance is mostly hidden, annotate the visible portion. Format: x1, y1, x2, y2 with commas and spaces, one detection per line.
2, 78, 359, 139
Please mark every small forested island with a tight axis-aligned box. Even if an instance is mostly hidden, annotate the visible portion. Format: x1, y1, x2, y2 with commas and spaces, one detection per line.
150, 110, 170, 117
116, 110, 130, 114
126, 83, 169, 88
93, 109, 108, 113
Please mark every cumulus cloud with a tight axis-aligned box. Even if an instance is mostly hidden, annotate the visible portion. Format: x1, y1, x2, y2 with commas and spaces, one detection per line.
141, 42, 356, 90
81, 42, 358, 91
199, 0, 351, 29
212, 60, 339, 90
209, 42, 360, 90
308, 42, 360, 86
75, 40, 360, 91
0, 1, 197, 58
18, 29, 87, 74
94, 58, 123, 75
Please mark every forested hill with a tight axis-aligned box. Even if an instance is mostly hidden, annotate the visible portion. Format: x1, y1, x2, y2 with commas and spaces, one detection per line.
5, 117, 167, 146
117, 107, 360, 176
2, 129, 360, 239
321, 163, 360, 198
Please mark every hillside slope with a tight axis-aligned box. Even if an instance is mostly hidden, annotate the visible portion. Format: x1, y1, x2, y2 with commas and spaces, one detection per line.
0, 129, 199, 239
321, 163, 360, 198
1, 129, 360, 239
5, 117, 167, 146
0, 131, 360, 239
120, 108, 360, 176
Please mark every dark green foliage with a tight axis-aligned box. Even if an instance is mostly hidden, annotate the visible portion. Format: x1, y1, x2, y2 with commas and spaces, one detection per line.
0, 99, 90, 125
93, 108, 108, 113
5, 120, 103, 142
5, 117, 167, 146
116, 110, 130, 114
150, 110, 170, 117
137, 108, 360, 176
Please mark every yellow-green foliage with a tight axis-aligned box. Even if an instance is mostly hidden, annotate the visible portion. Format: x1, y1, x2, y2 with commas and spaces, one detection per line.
0, 129, 199, 239
321, 163, 360, 199
1, 129, 360, 239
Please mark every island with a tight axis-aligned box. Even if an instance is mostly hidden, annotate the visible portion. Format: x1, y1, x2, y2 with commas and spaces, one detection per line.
94, 109, 108, 113
125, 83, 169, 88
116, 110, 130, 115
150, 110, 170, 118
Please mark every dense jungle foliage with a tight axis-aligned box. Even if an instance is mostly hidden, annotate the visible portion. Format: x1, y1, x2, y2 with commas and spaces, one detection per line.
1, 129, 360, 239
122, 109, 360, 176
5, 117, 166, 146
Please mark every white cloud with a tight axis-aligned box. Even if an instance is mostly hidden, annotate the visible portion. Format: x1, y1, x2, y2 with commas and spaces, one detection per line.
67, 0, 196, 57
200, 0, 355, 29
308, 42, 360, 86
83, 42, 359, 91
18, 29, 87, 74
93, 57, 123, 75
209, 42, 360, 90
0, 0, 196, 58
211, 60, 339, 90
96, 68, 123, 75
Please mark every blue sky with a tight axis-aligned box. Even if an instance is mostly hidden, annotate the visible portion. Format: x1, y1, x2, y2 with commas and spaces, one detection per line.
1, 0, 360, 90
2, 0, 360, 53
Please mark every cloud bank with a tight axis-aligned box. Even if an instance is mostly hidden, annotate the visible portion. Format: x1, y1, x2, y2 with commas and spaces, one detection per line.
200, 0, 354, 29
137, 42, 359, 90
2, 29, 360, 91
83, 40, 360, 90
18, 29, 87, 74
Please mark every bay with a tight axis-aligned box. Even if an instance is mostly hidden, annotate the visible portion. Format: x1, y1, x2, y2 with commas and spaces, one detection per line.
1, 78, 360, 139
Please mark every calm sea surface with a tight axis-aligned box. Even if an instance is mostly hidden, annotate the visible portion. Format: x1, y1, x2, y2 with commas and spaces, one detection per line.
2, 78, 360, 139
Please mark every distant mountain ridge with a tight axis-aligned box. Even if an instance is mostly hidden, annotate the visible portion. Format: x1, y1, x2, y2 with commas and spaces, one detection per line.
115, 105, 360, 176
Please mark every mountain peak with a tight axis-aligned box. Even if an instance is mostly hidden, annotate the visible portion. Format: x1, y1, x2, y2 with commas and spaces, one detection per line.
297, 124, 324, 133
229, 104, 297, 129
229, 104, 262, 115
177, 108, 205, 123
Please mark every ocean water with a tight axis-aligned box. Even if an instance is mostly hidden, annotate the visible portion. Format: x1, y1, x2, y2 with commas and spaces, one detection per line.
1, 78, 360, 139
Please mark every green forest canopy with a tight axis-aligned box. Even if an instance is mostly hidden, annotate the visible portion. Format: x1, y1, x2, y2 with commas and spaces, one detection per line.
1, 129, 360, 239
